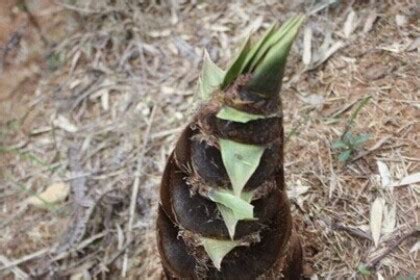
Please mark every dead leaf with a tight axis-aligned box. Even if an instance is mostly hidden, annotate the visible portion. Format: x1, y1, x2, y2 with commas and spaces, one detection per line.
370, 197, 384, 247
309, 40, 345, 70
406, 37, 420, 51
300, 94, 324, 107
377, 161, 391, 188
389, 172, 420, 187
365, 64, 389, 80
287, 180, 310, 208
382, 203, 396, 234
409, 241, 420, 254
148, 29, 171, 38
101, 90, 109, 111
303, 26, 312, 65
27, 182, 70, 207
363, 10, 378, 33
53, 115, 78, 133
343, 9, 357, 38
288, 180, 310, 199
395, 14, 407, 26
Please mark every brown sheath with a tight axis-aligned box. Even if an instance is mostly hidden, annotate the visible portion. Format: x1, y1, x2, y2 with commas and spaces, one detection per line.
157, 84, 303, 279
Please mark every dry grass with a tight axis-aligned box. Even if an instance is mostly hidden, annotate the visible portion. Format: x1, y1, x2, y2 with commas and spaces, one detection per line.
0, 0, 419, 279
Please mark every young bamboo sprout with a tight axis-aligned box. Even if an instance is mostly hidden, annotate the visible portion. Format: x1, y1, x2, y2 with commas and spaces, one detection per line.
157, 16, 305, 279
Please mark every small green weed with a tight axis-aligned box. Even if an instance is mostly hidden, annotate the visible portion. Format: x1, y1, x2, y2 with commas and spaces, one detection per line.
356, 264, 371, 276
332, 131, 370, 161
332, 96, 371, 162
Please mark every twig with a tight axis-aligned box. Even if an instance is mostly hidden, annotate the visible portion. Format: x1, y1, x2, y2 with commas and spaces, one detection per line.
92, 238, 139, 277
308, 0, 339, 15
0, 248, 50, 272
19, 0, 49, 46
0, 30, 22, 73
151, 126, 184, 140
329, 99, 359, 119
122, 106, 157, 277
331, 223, 373, 241
30, 232, 107, 278
341, 96, 372, 139
52, 232, 107, 261
68, 146, 92, 207
367, 227, 420, 269
351, 142, 405, 163
0, 255, 29, 279
54, 146, 95, 254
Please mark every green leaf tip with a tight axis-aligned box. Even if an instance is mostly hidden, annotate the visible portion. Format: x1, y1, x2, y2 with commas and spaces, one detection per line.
221, 15, 305, 95
221, 36, 252, 90
200, 237, 242, 270
216, 106, 271, 123
246, 15, 305, 97
209, 190, 254, 220
210, 190, 255, 239
219, 139, 265, 196
198, 50, 226, 100
216, 204, 239, 240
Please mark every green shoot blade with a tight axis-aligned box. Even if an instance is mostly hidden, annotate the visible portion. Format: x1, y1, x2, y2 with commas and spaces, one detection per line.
200, 237, 242, 270
198, 50, 226, 100
245, 15, 305, 97
212, 190, 255, 239
220, 16, 304, 92
216, 106, 269, 123
208, 190, 254, 220
240, 191, 253, 202
219, 139, 265, 196
221, 36, 252, 89
217, 204, 239, 239
247, 16, 302, 73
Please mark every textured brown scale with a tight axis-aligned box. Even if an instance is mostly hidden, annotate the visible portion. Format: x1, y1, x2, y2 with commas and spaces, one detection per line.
223, 75, 281, 115
157, 83, 303, 278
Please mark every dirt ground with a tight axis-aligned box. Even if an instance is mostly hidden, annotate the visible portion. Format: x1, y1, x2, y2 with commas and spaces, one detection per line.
0, 1, 419, 279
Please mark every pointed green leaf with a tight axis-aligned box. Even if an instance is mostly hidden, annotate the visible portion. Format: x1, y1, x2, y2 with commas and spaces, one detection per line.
208, 190, 254, 220
240, 191, 253, 203
216, 106, 269, 123
219, 139, 265, 196
213, 190, 255, 239
338, 150, 352, 162
247, 16, 302, 72
332, 140, 348, 149
343, 131, 353, 142
217, 204, 239, 239
221, 36, 252, 89
352, 133, 370, 146
220, 23, 279, 89
238, 23, 279, 73
200, 237, 242, 270
198, 50, 225, 100
220, 15, 304, 93
246, 15, 305, 97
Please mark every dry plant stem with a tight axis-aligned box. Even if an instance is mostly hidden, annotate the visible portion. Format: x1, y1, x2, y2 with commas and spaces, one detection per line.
0, 31, 22, 73
54, 147, 95, 255
331, 223, 373, 241
122, 106, 156, 277
28, 232, 107, 278
0, 256, 28, 279
18, 0, 49, 45
0, 248, 50, 272
349, 136, 398, 163
367, 228, 420, 269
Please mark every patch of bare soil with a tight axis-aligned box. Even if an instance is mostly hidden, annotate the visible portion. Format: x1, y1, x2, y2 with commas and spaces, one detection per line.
1, 1, 418, 279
